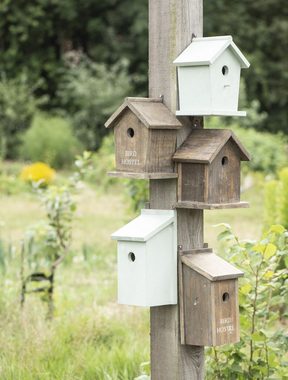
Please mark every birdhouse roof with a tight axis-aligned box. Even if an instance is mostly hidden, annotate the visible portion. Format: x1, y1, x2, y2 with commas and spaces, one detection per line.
181, 251, 244, 281
172, 129, 250, 164
173, 36, 250, 68
111, 209, 175, 242
105, 97, 182, 130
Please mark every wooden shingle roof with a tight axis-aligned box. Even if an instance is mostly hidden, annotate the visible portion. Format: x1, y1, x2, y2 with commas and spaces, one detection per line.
181, 251, 244, 281
173, 129, 250, 164
105, 97, 182, 130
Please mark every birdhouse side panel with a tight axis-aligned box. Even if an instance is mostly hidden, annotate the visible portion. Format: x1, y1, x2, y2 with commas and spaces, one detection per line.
114, 109, 148, 172
177, 66, 211, 114
117, 241, 148, 306
211, 279, 240, 346
146, 224, 177, 306
208, 141, 241, 203
210, 49, 241, 113
179, 163, 206, 202
182, 267, 213, 346
146, 130, 177, 173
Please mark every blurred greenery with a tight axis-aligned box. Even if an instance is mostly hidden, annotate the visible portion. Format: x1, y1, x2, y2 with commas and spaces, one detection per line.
20, 113, 83, 168
0, 0, 286, 154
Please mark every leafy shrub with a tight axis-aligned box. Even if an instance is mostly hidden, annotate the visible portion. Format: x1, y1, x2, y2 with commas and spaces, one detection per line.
20, 113, 83, 168
265, 168, 288, 229
57, 55, 131, 151
20, 162, 55, 186
206, 224, 288, 380
0, 74, 43, 159
206, 118, 288, 175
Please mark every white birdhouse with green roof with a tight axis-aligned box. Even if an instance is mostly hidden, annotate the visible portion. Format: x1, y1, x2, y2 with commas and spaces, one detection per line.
173, 36, 250, 116
111, 209, 177, 307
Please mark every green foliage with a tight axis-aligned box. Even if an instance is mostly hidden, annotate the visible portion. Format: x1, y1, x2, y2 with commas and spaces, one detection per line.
206, 118, 288, 174
20, 113, 83, 168
204, 0, 288, 134
0, 74, 41, 159
0, 0, 147, 106
206, 224, 288, 380
57, 56, 131, 150
265, 168, 288, 229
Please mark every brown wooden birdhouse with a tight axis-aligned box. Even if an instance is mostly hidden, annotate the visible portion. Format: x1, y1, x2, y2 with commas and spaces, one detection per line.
105, 97, 182, 179
179, 248, 243, 346
173, 129, 250, 209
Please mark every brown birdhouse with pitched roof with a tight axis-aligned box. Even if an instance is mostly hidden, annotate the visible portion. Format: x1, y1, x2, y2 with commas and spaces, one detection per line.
173, 129, 250, 209
105, 97, 182, 179
179, 247, 243, 346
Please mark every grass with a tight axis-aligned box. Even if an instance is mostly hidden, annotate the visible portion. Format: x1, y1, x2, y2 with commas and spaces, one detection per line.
0, 168, 265, 379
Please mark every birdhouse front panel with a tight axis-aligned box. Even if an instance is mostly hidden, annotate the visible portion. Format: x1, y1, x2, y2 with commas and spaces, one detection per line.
111, 209, 177, 307
114, 109, 148, 173
179, 249, 243, 346
105, 97, 181, 178
210, 49, 241, 114
212, 279, 240, 346
173, 36, 250, 116
173, 129, 250, 208
208, 140, 241, 204
117, 241, 147, 306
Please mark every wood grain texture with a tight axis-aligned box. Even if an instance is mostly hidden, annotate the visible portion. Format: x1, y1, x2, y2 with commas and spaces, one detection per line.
181, 252, 244, 281
174, 201, 249, 209
149, 0, 204, 378
105, 97, 182, 130
173, 129, 250, 162
108, 171, 178, 179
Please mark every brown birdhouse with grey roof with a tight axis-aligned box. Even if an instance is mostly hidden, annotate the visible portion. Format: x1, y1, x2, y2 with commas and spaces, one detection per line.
179, 247, 244, 346
173, 129, 250, 209
105, 97, 182, 179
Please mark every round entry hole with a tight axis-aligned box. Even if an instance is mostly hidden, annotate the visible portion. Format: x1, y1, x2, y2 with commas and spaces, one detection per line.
222, 156, 229, 166
222, 65, 229, 75
127, 128, 135, 138
222, 292, 230, 302
128, 252, 136, 262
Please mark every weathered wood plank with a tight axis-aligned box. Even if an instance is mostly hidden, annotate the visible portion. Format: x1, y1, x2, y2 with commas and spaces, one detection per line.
108, 171, 178, 179
174, 200, 249, 209
149, 0, 204, 378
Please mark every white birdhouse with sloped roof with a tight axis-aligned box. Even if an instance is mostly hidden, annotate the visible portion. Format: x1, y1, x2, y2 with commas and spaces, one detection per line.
173, 36, 250, 116
111, 209, 177, 307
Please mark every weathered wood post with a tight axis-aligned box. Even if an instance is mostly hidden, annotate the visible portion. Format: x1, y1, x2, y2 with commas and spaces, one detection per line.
149, 0, 205, 379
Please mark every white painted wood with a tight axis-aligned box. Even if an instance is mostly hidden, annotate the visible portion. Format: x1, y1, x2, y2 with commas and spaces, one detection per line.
112, 209, 177, 306
173, 36, 250, 67
173, 35, 250, 116
111, 209, 175, 242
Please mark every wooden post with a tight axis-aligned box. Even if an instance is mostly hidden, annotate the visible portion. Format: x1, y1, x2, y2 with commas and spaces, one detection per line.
149, 0, 204, 379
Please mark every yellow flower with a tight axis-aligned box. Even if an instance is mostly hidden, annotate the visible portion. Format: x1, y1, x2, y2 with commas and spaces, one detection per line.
20, 162, 55, 186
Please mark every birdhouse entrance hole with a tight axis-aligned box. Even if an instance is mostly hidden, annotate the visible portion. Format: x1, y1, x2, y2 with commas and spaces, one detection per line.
128, 252, 136, 262
222, 292, 230, 302
222, 65, 229, 75
127, 128, 135, 138
221, 156, 229, 166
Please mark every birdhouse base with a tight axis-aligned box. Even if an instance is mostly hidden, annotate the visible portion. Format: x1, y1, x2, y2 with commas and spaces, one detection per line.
176, 110, 246, 117
108, 171, 178, 179
174, 201, 249, 209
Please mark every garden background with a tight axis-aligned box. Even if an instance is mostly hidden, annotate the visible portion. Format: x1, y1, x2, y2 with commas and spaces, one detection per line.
0, 1, 287, 379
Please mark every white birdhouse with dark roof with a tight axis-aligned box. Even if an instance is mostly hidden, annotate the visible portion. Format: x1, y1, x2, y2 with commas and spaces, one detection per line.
111, 209, 177, 307
173, 129, 250, 209
173, 36, 250, 116
179, 247, 244, 346
105, 97, 181, 179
